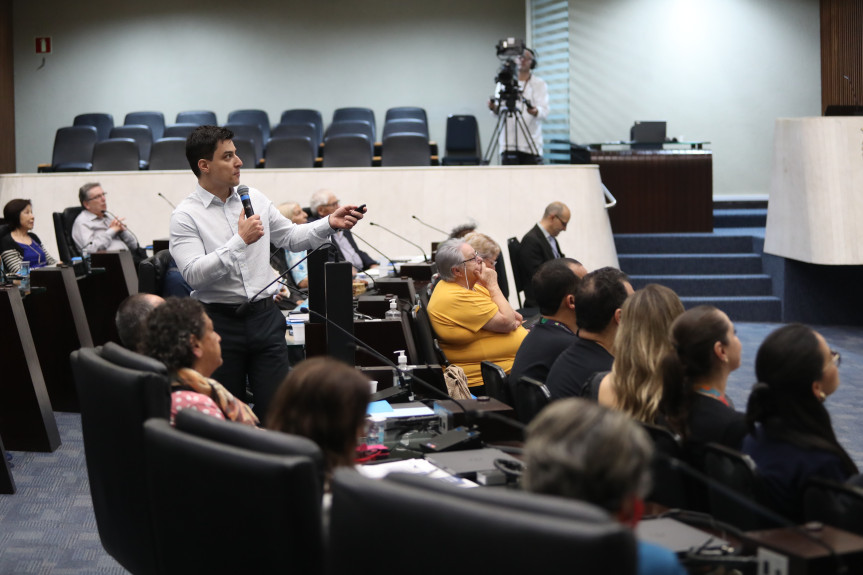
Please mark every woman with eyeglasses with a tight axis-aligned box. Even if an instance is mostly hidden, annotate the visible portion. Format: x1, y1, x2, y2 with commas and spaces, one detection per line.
742, 323, 859, 522
1, 198, 58, 274
427, 238, 527, 391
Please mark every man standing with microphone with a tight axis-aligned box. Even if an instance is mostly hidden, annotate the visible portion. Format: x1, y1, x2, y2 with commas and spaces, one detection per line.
170, 125, 364, 418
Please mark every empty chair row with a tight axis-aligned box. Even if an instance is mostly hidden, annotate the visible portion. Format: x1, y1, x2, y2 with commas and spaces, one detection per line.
73, 106, 430, 145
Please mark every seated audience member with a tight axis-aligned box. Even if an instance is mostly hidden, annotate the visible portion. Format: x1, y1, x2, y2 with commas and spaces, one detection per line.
523, 399, 687, 575
463, 231, 501, 270
72, 182, 140, 254
742, 324, 859, 522
427, 238, 527, 390
509, 258, 586, 385
142, 297, 258, 427
659, 306, 746, 457
1, 199, 58, 274
115, 293, 165, 352
597, 284, 685, 417
308, 189, 376, 274
266, 357, 371, 483
519, 201, 570, 308
546, 267, 633, 400
276, 201, 310, 289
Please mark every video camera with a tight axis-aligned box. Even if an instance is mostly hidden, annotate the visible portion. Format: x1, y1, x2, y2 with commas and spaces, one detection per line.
494, 38, 526, 110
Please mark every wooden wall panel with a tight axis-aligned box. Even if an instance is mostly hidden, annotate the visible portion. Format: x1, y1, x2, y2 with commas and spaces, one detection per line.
821, 0, 863, 114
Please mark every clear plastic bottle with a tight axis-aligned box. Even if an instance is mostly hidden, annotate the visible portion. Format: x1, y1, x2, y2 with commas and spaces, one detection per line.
18, 261, 30, 294
384, 297, 401, 320
81, 248, 92, 274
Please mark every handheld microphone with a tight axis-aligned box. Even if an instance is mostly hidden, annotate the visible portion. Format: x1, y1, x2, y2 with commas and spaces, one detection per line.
411, 215, 448, 236
237, 185, 254, 218
351, 231, 399, 273
369, 222, 429, 262
157, 192, 177, 209
235, 242, 334, 316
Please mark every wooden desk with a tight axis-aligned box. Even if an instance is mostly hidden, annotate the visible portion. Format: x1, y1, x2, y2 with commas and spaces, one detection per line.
0, 286, 61, 452
590, 149, 713, 233
24, 266, 94, 412
77, 250, 137, 345
743, 524, 863, 574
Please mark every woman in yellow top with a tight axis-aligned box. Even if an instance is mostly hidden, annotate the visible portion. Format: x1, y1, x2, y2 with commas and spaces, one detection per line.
427, 238, 527, 390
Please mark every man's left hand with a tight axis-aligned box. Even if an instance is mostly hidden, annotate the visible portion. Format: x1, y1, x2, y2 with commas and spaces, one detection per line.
328, 205, 366, 230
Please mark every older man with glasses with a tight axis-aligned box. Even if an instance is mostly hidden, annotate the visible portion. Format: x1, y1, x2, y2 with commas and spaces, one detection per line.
72, 182, 140, 254
427, 238, 527, 392
308, 188, 377, 274
518, 201, 571, 310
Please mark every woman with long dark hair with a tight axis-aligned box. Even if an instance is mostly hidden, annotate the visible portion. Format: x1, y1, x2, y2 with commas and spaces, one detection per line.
659, 305, 746, 453
742, 324, 858, 521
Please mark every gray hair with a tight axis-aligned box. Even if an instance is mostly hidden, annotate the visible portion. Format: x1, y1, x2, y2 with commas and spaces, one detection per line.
523, 398, 653, 513
309, 189, 333, 213
542, 201, 567, 219
435, 238, 467, 282
79, 182, 101, 206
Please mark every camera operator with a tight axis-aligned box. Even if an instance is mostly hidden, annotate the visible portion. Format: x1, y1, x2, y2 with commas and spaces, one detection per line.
487, 47, 549, 165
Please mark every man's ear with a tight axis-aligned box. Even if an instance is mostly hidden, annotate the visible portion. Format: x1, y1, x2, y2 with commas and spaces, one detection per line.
614, 308, 623, 325
198, 158, 209, 175
565, 294, 575, 310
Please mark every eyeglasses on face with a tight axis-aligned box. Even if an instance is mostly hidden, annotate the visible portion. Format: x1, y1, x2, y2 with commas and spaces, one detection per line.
461, 251, 482, 265
554, 214, 569, 227
87, 192, 107, 201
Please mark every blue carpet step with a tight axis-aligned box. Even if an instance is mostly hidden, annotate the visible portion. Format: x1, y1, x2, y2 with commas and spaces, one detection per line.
680, 296, 782, 322
618, 253, 764, 275
714, 208, 767, 228
629, 274, 773, 297
614, 233, 756, 254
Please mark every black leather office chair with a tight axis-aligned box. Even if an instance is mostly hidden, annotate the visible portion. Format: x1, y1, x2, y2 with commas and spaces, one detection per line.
175, 408, 325, 489
513, 375, 551, 424
803, 476, 863, 536
52, 206, 84, 262
411, 300, 448, 367
138, 249, 172, 295
506, 237, 525, 307
480, 360, 511, 405
703, 443, 779, 531
640, 422, 705, 511
70, 346, 171, 575
329, 470, 637, 575
144, 418, 324, 575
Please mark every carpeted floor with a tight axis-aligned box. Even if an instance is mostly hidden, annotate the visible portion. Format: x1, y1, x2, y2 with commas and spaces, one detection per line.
1, 321, 862, 574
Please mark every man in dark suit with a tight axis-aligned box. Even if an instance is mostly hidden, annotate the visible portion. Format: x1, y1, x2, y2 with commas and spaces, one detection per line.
308, 189, 378, 274
519, 201, 570, 308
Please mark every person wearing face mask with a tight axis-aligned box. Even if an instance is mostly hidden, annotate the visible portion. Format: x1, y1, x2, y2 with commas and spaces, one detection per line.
1, 199, 58, 274
426, 238, 527, 391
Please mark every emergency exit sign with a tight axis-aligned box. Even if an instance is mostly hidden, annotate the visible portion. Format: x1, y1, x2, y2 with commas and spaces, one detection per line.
35, 37, 52, 54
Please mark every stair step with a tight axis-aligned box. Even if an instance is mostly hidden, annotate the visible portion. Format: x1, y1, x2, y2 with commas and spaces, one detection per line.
713, 200, 768, 211
629, 274, 773, 297
618, 253, 763, 275
615, 233, 755, 254
680, 296, 782, 322
713, 208, 767, 228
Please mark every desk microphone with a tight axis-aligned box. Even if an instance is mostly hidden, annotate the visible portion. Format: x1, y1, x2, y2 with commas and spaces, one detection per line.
411, 215, 448, 236
102, 210, 141, 248
235, 242, 334, 316
351, 231, 399, 272
157, 192, 176, 209
300, 306, 526, 438
370, 221, 429, 262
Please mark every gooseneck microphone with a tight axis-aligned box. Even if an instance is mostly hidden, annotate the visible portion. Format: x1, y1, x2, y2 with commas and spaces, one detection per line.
351, 231, 399, 272
411, 215, 448, 236
369, 221, 429, 262
237, 185, 254, 218
235, 242, 334, 316
157, 192, 177, 209
102, 210, 141, 248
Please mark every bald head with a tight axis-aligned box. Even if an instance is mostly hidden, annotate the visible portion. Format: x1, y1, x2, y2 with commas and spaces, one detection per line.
540, 202, 570, 237
115, 293, 165, 351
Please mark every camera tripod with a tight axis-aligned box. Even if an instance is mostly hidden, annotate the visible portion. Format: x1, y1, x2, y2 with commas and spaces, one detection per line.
484, 97, 541, 165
